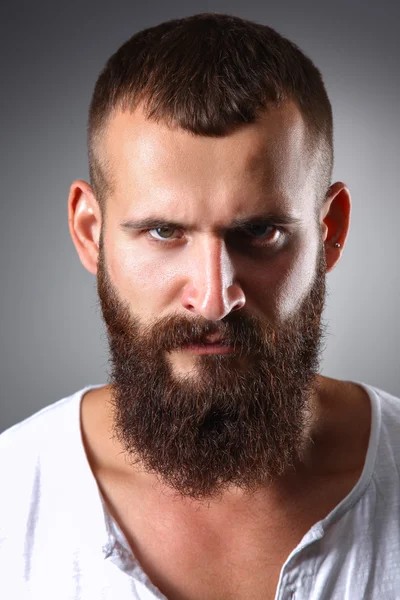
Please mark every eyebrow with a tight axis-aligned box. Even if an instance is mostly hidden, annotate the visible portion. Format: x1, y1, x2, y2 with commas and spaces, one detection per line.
120, 212, 302, 232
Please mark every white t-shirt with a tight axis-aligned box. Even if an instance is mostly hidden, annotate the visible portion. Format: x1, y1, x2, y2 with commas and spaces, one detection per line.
0, 381, 400, 599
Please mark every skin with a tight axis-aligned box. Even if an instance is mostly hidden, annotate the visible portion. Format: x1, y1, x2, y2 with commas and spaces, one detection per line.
68, 100, 371, 599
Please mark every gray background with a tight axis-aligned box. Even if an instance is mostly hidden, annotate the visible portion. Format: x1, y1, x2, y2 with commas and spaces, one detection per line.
0, 0, 399, 433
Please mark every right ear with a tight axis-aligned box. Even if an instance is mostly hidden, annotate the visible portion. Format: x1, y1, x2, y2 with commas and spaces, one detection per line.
68, 180, 102, 275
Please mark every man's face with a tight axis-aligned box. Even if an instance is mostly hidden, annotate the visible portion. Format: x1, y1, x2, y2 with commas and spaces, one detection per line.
96, 102, 328, 499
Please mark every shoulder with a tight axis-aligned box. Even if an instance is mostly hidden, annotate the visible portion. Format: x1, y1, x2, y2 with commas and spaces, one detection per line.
0, 385, 102, 533
368, 383, 400, 446
370, 384, 400, 416
361, 382, 400, 431
359, 383, 400, 494
0, 385, 108, 588
0, 387, 87, 455
0, 383, 109, 446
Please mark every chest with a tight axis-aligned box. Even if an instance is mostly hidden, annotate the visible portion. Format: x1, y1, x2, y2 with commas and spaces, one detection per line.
108, 493, 327, 600
96, 471, 363, 600
159, 568, 283, 600
122, 527, 287, 600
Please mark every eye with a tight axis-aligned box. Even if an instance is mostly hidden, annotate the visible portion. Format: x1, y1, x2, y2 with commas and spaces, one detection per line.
147, 226, 183, 241
238, 222, 284, 245
243, 223, 276, 238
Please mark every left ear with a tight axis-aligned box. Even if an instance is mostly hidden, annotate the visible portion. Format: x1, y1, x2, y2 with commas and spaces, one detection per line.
320, 181, 351, 272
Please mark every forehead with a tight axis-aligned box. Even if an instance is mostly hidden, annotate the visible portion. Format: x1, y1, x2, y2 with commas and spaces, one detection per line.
101, 101, 316, 221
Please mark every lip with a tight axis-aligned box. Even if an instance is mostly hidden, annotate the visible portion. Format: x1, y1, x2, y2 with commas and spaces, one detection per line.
183, 343, 235, 355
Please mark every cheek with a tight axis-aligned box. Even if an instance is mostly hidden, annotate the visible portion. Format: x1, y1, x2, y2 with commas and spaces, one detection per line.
276, 257, 316, 318
106, 236, 180, 315
245, 239, 319, 322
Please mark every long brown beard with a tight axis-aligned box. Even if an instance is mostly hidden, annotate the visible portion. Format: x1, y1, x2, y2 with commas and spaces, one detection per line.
96, 238, 327, 500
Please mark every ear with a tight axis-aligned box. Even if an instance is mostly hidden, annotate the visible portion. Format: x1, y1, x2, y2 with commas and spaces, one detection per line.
68, 180, 102, 275
320, 182, 351, 273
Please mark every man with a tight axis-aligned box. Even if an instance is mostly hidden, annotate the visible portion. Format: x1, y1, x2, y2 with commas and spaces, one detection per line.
0, 12, 399, 600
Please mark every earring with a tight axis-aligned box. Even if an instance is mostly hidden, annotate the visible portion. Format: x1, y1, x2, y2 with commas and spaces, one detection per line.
334, 242, 341, 248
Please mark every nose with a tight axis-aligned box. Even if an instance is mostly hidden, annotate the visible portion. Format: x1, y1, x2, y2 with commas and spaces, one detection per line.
180, 235, 246, 321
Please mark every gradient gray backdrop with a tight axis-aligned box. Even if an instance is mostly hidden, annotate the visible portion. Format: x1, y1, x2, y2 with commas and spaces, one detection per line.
1, 0, 399, 432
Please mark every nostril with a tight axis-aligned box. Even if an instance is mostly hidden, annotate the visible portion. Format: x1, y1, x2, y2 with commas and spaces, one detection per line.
231, 295, 246, 312
232, 304, 242, 312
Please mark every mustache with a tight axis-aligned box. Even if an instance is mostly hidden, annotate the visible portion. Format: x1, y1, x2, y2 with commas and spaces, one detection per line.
129, 310, 273, 353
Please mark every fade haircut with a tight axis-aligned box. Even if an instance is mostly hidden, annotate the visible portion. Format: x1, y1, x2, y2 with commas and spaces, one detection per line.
88, 13, 333, 217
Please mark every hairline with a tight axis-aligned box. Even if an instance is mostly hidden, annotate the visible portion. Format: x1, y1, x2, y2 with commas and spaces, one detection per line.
89, 100, 332, 221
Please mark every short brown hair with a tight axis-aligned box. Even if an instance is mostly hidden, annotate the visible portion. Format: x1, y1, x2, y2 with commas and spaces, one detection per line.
88, 13, 333, 215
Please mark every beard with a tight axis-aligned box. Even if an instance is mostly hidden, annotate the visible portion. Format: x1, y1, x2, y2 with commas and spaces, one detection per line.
96, 238, 328, 501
